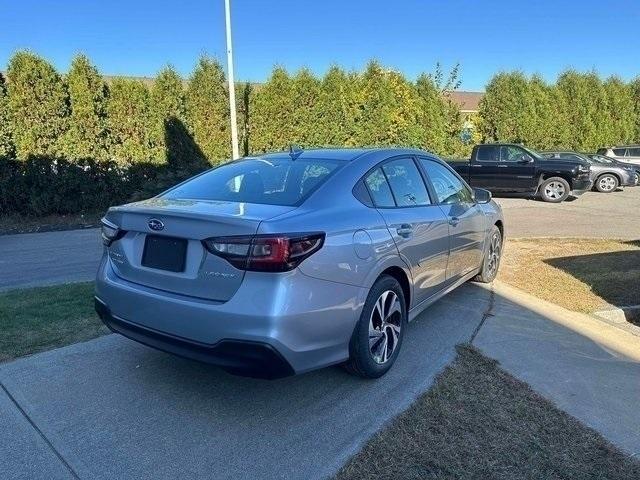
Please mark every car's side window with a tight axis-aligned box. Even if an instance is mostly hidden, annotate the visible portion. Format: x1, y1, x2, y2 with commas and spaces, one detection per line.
420, 159, 474, 205
381, 158, 431, 207
613, 148, 627, 156
628, 147, 640, 156
364, 168, 395, 207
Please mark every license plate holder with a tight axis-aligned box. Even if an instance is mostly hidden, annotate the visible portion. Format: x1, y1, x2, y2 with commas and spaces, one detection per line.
141, 235, 187, 272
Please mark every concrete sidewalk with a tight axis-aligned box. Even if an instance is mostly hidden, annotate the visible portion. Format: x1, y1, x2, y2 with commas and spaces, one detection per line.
474, 281, 640, 456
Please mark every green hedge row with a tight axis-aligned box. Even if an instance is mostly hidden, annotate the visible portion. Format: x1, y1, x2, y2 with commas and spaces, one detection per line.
478, 71, 640, 152
0, 51, 466, 216
1, 51, 639, 216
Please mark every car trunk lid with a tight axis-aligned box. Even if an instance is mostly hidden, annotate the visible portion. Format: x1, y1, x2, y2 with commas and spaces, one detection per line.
104, 198, 295, 302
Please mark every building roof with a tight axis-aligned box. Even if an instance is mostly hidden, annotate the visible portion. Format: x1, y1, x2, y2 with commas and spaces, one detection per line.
446, 91, 484, 112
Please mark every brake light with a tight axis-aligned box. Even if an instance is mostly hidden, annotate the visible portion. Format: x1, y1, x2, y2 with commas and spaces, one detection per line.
202, 233, 325, 272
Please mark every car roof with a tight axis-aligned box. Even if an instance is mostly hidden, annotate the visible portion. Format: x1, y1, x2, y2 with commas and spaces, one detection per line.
256, 147, 437, 162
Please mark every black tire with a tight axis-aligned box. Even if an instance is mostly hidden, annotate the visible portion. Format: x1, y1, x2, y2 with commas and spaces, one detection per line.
539, 177, 570, 203
594, 173, 619, 193
345, 275, 407, 379
473, 225, 502, 283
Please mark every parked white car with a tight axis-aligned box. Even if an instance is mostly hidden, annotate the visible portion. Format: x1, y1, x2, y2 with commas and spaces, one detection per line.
597, 146, 640, 165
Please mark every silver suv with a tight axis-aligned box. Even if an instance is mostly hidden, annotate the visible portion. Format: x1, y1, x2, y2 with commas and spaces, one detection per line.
95, 148, 504, 379
597, 146, 640, 165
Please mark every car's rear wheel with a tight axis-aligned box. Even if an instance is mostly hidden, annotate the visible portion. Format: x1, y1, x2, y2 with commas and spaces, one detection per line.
473, 225, 502, 283
539, 177, 570, 203
634, 171, 639, 185
595, 174, 619, 193
345, 275, 406, 378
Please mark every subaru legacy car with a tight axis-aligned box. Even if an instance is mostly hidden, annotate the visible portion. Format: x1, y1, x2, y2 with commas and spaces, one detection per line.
95, 148, 504, 379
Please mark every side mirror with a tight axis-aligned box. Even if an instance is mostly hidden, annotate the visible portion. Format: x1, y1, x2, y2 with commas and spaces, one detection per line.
519, 155, 534, 164
473, 188, 492, 204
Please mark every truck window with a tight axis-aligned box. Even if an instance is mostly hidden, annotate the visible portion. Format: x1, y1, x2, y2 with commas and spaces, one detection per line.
500, 146, 527, 162
476, 145, 499, 162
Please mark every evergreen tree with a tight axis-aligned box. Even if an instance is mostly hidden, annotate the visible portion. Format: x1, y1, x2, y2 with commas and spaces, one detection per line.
63, 54, 108, 160
556, 71, 608, 151
6, 51, 68, 159
524, 75, 565, 150
415, 73, 449, 154
632, 77, 640, 143
150, 65, 186, 163
603, 76, 635, 146
0, 73, 14, 158
477, 72, 530, 145
249, 66, 297, 152
290, 68, 322, 146
316, 66, 359, 146
106, 78, 152, 165
185, 56, 230, 164
353, 61, 425, 148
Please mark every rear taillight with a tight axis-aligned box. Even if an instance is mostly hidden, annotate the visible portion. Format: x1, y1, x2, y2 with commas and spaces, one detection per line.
101, 218, 126, 246
203, 233, 325, 272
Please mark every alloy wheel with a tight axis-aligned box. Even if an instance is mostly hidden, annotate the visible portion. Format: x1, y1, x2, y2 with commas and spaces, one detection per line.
487, 231, 501, 277
544, 181, 565, 200
598, 175, 617, 192
368, 290, 402, 364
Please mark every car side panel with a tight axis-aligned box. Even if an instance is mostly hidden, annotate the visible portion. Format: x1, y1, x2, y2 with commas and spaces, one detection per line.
260, 200, 400, 291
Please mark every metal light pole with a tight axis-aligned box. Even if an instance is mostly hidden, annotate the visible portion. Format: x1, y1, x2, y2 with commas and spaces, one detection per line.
224, 0, 240, 159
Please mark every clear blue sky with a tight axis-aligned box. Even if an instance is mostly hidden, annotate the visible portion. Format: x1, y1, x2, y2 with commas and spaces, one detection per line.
2, 0, 638, 91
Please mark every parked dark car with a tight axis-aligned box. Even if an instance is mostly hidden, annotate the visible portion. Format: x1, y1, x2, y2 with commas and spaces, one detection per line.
543, 151, 636, 193
448, 144, 593, 203
588, 153, 640, 186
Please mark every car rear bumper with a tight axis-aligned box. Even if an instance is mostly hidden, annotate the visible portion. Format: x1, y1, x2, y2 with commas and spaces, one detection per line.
95, 254, 366, 377
95, 298, 295, 379
620, 171, 637, 186
571, 178, 593, 196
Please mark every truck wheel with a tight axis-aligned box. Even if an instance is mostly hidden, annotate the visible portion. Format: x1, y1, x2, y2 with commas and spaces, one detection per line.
594, 174, 619, 193
539, 177, 570, 203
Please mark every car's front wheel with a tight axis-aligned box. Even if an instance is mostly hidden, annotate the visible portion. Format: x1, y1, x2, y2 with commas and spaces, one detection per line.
474, 225, 502, 283
345, 275, 406, 378
539, 177, 570, 203
594, 174, 619, 193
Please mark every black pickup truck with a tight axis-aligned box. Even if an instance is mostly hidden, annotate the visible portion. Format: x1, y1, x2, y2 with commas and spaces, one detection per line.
448, 144, 593, 203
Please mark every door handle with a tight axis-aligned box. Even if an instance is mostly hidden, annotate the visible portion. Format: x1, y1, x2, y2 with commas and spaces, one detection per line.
396, 224, 413, 237
497, 164, 508, 168
449, 217, 460, 227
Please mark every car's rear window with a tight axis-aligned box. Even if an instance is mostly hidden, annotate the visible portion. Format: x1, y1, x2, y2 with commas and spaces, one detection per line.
162, 157, 344, 206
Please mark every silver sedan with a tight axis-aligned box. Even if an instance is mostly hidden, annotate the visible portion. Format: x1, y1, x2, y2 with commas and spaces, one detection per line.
95, 148, 504, 379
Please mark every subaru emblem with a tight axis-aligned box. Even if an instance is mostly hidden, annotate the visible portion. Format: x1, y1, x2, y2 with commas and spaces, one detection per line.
148, 218, 164, 231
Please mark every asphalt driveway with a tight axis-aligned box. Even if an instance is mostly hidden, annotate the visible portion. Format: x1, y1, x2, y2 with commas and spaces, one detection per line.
0, 283, 491, 480
2, 188, 639, 292
494, 188, 640, 239
0, 228, 102, 291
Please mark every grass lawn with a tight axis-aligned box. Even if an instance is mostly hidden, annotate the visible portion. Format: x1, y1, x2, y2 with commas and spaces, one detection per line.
0, 212, 103, 236
336, 345, 640, 480
0, 282, 107, 362
498, 238, 640, 314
